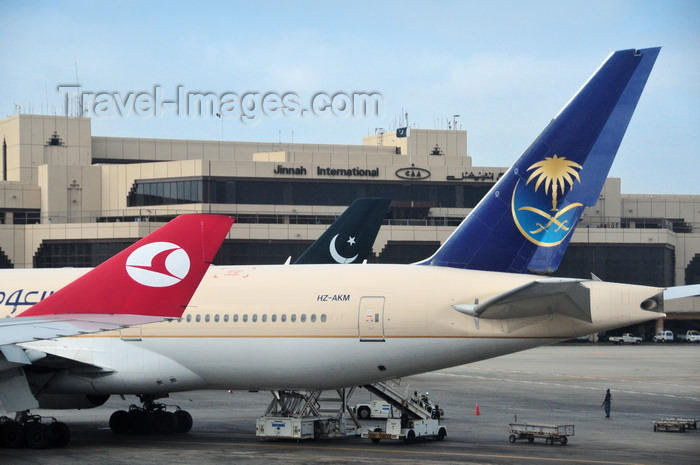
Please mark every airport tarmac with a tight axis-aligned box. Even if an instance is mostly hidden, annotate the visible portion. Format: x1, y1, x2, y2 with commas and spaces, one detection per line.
3, 344, 699, 465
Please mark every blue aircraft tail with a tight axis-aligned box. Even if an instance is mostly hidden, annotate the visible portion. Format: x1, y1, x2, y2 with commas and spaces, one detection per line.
294, 198, 390, 264
418, 47, 660, 274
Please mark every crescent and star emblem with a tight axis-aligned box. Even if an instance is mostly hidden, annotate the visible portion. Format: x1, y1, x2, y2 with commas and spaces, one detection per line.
329, 234, 358, 264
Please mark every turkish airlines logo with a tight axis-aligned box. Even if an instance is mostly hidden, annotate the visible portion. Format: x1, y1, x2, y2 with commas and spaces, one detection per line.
125, 242, 191, 287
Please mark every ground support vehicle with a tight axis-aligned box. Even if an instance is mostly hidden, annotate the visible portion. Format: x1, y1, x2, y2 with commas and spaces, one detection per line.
653, 330, 674, 342
353, 400, 394, 419
256, 416, 332, 440
507, 422, 574, 445
362, 418, 446, 443
677, 330, 700, 342
255, 388, 360, 440
255, 378, 446, 440
652, 418, 697, 433
608, 333, 642, 344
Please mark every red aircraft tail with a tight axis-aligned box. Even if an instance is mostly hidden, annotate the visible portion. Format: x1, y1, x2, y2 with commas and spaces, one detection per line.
19, 214, 233, 319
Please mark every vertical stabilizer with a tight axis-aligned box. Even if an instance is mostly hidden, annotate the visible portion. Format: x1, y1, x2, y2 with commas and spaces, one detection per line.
294, 198, 390, 264
19, 214, 233, 318
419, 48, 660, 273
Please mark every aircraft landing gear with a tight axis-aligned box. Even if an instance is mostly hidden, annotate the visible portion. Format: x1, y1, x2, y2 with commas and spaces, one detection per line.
109, 394, 192, 435
0, 412, 71, 449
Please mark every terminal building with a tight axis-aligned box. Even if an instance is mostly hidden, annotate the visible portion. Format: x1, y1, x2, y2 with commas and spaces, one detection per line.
1, 114, 698, 338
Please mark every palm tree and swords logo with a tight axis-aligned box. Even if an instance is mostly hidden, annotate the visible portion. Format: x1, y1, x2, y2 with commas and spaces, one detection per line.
511, 154, 584, 247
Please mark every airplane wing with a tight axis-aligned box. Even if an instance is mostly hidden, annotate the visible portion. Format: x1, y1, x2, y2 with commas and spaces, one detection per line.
0, 214, 233, 413
0, 314, 178, 347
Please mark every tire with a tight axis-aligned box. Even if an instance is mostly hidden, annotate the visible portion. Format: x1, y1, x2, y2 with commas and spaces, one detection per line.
174, 410, 193, 434
560, 436, 568, 445
437, 427, 446, 441
653, 425, 658, 432
509, 434, 516, 443
25, 423, 54, 449
50, 422, 71, 447
128, 409, 153, 434
109, 410, 131, 434
545, 437, 553, 445
152, 411, 177, 435
527, 436, 534, 443
371, 427, 382, 444
636, 340, 641, 345
405, 429, 416, 444
357, 406, 371, 420
1, 421, 25, 448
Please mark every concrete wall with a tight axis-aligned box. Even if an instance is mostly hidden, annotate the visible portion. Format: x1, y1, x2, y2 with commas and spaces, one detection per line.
0, 115, 91, 184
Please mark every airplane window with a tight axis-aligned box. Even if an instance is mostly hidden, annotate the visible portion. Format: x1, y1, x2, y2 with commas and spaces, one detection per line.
243, 314, 248, 322
300, 314, 306, 323
214, 315, 220, 322
291, 314, 297, 323
281, 314, 287, 322
195, 315, 201, 323
252, 314, 258, 322
205, 315, 210, 322
321, 314, 327, 322
271, 314, 277, 322
186, 314, 192, 322
262, 314, 267, 322
310, 314, 316, 322
223, 314, 229, 323
233, 314, 239, 322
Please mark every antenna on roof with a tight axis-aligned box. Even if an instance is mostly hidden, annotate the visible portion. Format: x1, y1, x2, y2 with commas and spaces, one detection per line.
74, 59, 83, 117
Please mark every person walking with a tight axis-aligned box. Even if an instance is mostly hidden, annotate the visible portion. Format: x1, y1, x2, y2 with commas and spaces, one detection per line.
601, 389, 612, 417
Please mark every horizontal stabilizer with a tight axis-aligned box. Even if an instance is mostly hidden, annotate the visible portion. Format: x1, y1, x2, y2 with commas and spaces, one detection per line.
453, 278, 591, 322
663, 284, 700, 301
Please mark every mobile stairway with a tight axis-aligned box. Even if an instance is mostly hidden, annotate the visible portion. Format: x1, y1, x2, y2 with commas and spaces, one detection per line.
362, 378, 434, 420
360, 379, 447, 443
255, 378, 443, 441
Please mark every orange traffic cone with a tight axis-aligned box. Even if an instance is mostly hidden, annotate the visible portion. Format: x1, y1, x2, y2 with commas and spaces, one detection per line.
474, 403, 481, 415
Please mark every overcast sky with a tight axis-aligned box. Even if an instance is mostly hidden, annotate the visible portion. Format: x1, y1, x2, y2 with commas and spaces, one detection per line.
1, 1, 698, 194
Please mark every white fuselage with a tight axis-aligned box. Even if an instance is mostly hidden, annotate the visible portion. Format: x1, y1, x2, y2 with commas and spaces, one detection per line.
2, 264, 661, 395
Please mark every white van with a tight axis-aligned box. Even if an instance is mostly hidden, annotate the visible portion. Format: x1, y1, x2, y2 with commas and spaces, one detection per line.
653, 330, 674, 343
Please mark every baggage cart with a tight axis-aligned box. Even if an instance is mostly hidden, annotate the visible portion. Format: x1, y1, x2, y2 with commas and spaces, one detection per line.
508, 422, 574, 445
652, 418, 697, 433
